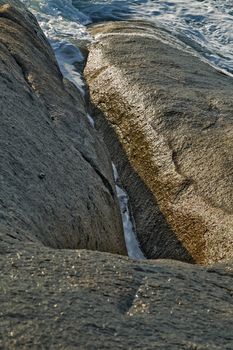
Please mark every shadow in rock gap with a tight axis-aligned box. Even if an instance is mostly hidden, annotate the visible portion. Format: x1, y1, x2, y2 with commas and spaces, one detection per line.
87, 102, 195, 264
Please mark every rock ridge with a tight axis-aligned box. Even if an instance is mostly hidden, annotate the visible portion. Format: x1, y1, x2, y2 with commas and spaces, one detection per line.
0, 0, 127, 255
85, 21, 233, 265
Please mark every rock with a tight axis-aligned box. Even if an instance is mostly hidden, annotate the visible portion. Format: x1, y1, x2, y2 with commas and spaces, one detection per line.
0, 243, 233, 349
0, 9, 232, 349
0, 1, 127, 255
85, 21, 233, 265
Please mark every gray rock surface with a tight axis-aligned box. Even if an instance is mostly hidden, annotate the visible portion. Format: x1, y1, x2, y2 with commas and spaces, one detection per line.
0, 1, 126, 255
1, 242, 233, 349
85, 21, 233, 265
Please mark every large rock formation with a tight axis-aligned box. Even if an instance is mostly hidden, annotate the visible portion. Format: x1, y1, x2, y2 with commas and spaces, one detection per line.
0, 1, 127, 255
1, 242, 233, 349
0, 6, 233, 349
85, 21, 233, 265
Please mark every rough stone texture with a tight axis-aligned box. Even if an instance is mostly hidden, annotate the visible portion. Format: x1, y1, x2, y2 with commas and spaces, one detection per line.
85, 21, 233, 265
0, 242, 233, 349
0, 10, 232, 349
0, 1, 127, 255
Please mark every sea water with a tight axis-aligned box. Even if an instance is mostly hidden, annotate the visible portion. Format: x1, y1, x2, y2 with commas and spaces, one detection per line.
21, 0, 233, 75
20, 0, 233, 258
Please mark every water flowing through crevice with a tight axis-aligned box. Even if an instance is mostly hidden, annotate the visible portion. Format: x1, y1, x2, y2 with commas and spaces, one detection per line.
20, 0, 233, 259
48, 37, 145, 259
112, 163, 145, 259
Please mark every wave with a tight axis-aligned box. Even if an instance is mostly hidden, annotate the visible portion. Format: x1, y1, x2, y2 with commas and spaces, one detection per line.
73, 0, 233, 75
21, 0, 233, 75
21, 0, 91, 42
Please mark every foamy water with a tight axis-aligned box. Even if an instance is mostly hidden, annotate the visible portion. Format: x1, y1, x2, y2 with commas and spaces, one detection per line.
22, 0, 233, 75
112, 163, 145, 260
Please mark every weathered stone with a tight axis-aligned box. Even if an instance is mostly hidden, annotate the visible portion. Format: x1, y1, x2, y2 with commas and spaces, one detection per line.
85, 21, 233, 265
0, 2, 127, 255
0, 243, 233, 349
0, 9, 232, 349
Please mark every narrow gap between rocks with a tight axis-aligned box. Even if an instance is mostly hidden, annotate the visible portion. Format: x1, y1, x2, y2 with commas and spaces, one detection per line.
53, 43, 145, 260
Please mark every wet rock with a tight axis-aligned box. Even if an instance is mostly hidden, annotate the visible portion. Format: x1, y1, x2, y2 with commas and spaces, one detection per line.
0, 1, 126, 255
0, 244, 233, 349
85, 21, 233, 264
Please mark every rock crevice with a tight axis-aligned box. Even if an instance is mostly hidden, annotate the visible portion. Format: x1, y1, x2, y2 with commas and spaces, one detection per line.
0, 6, 233, 349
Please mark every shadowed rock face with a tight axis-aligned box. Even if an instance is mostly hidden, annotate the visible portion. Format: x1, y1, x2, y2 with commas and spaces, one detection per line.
1, 243, 233, 349
0, 1, 127, 255
85, 21, 233, 265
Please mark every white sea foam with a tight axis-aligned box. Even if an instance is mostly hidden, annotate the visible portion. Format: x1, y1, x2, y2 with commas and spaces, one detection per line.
75, 0, 233, 75
52, 41, 85, 94
21, 0, 92, 92
112, 163, 145, 260
86, 113, 95, 128
22, 0, 233, 77
21, 0, 90, 40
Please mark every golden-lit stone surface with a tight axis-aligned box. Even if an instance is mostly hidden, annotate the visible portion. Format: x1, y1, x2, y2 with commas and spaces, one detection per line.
85, 21, 233, 265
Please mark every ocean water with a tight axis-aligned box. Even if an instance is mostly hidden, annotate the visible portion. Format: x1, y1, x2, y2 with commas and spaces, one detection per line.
22, 0, 233, 76
20, 0, 232, 258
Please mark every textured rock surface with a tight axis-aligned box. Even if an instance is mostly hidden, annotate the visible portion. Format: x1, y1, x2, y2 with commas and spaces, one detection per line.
1, 242, 233, 349
0, 1, 126, 255
85, 21, 233, 264
0, 9, 233, 349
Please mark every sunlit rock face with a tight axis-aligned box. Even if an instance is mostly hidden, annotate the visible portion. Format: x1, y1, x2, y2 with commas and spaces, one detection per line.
85, 21, 233, 265
0, 1, 126, 255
